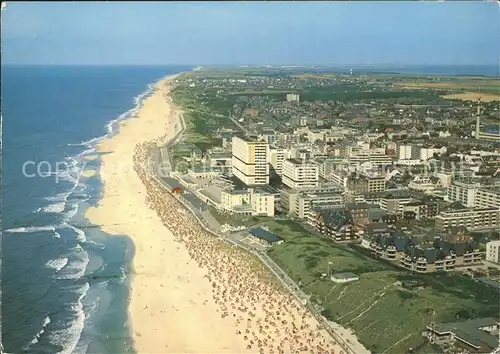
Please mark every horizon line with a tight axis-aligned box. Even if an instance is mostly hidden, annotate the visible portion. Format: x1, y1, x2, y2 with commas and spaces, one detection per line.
2, 63, 499, 67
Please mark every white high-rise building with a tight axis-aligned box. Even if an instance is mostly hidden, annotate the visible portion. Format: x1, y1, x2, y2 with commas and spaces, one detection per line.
286, 93, 300, 102
447, 181, 480, 207
232, 136, 269, 186
269, 147, 291, 177
396, 145, 412, 160
475, 187, 500, 209
486, 240, 500, 263
282, 158, 319, 189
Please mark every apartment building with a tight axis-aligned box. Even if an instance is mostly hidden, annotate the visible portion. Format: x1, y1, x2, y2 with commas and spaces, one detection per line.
347, 203, 381, 228
268, 147, 291, 177
447, 181, 480, 207
486, 240, 500, 263
286, 93, 300, 102
329, 170, 349, 187
231, 136, 269, 186
220, 189, 275, 216
259, 130, 277, 145
408, 175, 442, 192
346, 174, 386, 194
412, 145, 447, 161
322, 158, 346, 180
347, 146, 392, 166
282, 158, 319, 189
290, 147, 312, 160
310, 158, 326, 179
293, 192, 343, 219
280, 185, 343, 215
313, 208, 358, 241
396, 144, 412, 160
475, 187, 500, 209
366, 230, 482, 273
402, 201, 439, 219
435, 208, 500, 231
308, 129, 328, 143
379, 195, 415, 215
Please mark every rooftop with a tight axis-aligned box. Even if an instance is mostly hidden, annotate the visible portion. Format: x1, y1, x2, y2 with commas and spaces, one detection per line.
285, 158, 305, 165
429, 318, 499, 350
236, 135, 266, 143
248, 227, 282, 243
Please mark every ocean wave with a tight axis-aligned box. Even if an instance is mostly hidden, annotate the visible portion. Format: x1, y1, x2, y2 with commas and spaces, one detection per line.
77, 147, 96, 157
63, 157, 79, 168
46, 257, 69, 272
5, 226, 56, 233
24, 316, 52, 349
75, 282, 90, 299
80, 280, 110, 333
47, 302, 85, 354
46, 193, 69, 203
116, 265, 128, 284
41, 202, 66, 214
65, 204, 79, 219
67, 136, 102, 148
106, 84, 155, 135
58, 245, 89, 280
71, 224, 86, 243
66, 193, 90, 202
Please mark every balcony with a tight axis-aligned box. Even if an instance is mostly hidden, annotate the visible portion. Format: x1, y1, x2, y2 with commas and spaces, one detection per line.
416, 265, 428, 273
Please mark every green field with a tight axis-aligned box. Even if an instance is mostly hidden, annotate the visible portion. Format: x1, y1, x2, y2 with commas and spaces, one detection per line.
265, 220, 499, 353
299, 88, 443, 102
172, 86, 237, 151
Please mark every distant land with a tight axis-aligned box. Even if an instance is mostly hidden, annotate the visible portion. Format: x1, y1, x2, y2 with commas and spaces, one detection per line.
207, 64, 500, 78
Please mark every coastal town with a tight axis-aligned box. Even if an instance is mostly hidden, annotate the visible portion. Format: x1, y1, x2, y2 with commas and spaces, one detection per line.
153, 67, 500, 354
4, 3, 500, 354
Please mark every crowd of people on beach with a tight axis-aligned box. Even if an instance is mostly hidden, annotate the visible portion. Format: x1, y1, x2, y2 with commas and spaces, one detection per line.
132, 141, 343, 354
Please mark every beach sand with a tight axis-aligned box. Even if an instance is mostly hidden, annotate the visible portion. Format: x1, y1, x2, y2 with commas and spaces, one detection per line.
85, 75, 250, 352
86, 74, 353, 353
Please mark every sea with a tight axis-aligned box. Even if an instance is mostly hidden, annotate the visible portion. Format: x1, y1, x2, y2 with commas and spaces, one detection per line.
1, 65, 190, 354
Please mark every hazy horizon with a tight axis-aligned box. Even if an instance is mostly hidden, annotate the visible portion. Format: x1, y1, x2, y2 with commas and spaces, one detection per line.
2, 1, 499, 66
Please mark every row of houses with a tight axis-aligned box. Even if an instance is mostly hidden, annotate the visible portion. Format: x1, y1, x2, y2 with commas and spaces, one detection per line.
362, 228, 483, 273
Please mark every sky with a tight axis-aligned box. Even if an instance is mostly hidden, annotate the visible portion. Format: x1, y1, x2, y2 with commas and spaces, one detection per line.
1, 1, 499, 66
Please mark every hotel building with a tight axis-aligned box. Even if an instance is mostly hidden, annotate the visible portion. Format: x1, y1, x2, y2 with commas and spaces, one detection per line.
282, 158, 319, 189
232, 136, 269, 186
435, 208, 500, 232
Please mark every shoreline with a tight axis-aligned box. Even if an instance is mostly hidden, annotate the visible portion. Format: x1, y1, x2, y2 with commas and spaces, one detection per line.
85, 72, 364, 353
85, 73, 253, 352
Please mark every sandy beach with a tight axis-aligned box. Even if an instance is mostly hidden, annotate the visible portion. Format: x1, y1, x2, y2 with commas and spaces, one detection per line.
85, 74, 354, 353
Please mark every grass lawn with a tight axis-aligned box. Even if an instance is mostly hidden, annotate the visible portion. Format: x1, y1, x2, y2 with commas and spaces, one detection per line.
265, 220, 499, 353
172, 86, 237, 152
